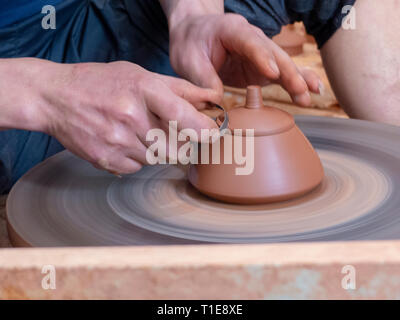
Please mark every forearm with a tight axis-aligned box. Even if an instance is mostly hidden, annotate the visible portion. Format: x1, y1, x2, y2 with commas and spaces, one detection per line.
0, 58, 60, 132
160, 0, 224, 29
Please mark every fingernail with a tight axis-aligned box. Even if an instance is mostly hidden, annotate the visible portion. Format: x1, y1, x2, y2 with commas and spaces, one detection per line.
98, 158, 109, 170
195, 102, 208, 110
108, 170, 122, 178
318, 81, 325, 96
294, 91, 311, 106
269, 60, 280, 76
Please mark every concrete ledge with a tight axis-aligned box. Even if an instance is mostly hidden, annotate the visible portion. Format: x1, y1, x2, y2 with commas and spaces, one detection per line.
1, 241, 400, 299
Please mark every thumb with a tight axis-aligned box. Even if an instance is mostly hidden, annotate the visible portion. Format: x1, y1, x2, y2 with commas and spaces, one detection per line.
171, 50, 224, 108
189, 50, 224, 98
160, 73, 223, 110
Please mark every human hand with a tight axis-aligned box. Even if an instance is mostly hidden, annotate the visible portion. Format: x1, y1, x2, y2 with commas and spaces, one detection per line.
35, 59, 219, 174
168, 13, 321, 107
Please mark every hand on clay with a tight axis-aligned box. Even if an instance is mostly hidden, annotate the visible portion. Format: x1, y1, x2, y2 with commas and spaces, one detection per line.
168, 13, 322, 107
36, 59, 219, 174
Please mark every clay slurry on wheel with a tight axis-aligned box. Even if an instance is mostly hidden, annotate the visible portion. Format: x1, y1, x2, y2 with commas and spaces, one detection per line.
108, 150, 389, 242
6, 116, 400, 247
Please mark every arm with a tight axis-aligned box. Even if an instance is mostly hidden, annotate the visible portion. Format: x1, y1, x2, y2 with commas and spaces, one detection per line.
0, 57, 219, 174
321, 0, 400, 125
0, 58, 49, 132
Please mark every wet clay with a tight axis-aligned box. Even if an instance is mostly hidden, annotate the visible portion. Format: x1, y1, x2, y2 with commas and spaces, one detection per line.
188, 86, 324, 204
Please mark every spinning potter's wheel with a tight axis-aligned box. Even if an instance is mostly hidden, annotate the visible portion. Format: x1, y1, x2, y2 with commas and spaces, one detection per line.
6, 116, 400, 247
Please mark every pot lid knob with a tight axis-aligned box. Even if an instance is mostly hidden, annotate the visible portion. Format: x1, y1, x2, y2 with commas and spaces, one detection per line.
222, 85, 295, 136
245, 85, 264, 109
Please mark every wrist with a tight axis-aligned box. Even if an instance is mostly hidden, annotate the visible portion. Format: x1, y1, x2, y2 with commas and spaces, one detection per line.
0, 58, 55, 133
160, 0, 224, 30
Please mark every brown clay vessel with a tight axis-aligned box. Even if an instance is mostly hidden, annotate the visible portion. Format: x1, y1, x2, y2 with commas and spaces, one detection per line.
188, 85, 324, 204
272, 25, 306, 56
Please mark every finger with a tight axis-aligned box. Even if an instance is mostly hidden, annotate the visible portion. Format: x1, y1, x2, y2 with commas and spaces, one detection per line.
299, 67, 322, 94
159, 72, 223, 109
125, 136, 151, 165
220, 17, 311, 106
219, 15, 281, 80
270, 45, 311, 106
95, 156, 142, 175
128, 110, 171, 163
111, 158, 142, 175
144, 80, 218, 137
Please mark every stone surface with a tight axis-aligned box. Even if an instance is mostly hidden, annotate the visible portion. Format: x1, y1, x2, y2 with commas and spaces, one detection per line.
1, 241, 400, 299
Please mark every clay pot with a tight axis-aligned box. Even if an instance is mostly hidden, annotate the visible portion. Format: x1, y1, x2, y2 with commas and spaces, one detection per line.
188, 85, 324, 204
272, 25, 307, 56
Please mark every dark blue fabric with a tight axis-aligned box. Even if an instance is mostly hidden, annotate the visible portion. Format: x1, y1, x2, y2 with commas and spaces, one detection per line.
225, 0, 357, 48
0, 130, 64, 192
0, 0, 356, 194
0, 0, 62, 28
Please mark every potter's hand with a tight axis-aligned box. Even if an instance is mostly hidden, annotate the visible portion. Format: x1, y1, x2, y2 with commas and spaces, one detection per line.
0, 58, 218, 174
166, 9, 321, 106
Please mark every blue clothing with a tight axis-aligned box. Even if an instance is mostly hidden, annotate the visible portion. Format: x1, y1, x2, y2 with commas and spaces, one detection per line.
225, 0, 357, 48
0, 0, 356, 194
0, 0, 62, 28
